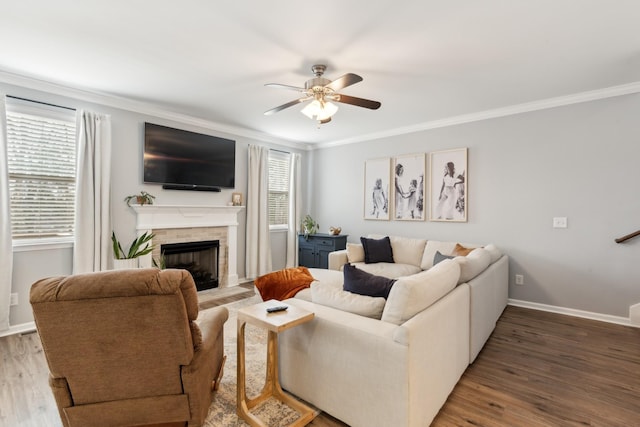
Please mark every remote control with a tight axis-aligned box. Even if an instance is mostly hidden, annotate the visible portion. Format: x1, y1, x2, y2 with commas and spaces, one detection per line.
266, 305, 288, 313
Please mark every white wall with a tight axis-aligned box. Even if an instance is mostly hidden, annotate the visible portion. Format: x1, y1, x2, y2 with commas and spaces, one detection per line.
310, 94, 640, 319
3, 81, 306, 327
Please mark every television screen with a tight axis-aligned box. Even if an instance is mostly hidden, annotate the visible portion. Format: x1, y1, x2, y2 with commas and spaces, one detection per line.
144, 123, 235, 190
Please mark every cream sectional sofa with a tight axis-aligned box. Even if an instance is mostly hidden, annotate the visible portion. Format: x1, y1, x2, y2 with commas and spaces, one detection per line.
278, 235, 508, 427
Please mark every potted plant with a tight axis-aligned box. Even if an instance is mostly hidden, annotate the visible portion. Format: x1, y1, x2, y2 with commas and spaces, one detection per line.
111, 231, 155, 269
124, 191, 155, 207
153, 252, 166, 270
302, 215, 319, 239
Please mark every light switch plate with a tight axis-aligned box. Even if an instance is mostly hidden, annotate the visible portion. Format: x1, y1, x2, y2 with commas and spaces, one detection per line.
553, 217, 568, 228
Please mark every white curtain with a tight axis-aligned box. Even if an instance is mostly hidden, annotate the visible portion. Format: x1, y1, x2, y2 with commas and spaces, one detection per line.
0, 95, 13, 331
286, 153, 301, 268
245, 145, 272, 278
73, 110, 112, 273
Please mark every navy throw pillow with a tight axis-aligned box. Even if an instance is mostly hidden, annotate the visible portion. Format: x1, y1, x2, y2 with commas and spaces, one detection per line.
343, 263, 396, 299
360, 236, 394, 264
433, 250, 455, 266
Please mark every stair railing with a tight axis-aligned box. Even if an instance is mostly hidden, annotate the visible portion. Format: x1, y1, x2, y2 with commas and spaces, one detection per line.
615, 230, 640, 243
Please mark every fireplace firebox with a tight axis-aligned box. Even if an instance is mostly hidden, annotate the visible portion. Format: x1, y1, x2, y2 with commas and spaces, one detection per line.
161, 240, 219, 291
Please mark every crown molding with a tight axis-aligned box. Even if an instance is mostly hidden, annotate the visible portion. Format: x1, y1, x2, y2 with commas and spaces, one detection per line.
316, 81, 640, 150
3, 69, 638, 153
0, 69, 312, 151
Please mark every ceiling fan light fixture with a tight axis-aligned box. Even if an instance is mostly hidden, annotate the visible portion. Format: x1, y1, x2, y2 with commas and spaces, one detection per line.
301, 100, 338, 121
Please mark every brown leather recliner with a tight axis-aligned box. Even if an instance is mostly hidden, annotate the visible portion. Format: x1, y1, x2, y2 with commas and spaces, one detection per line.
30, 268, 229, 427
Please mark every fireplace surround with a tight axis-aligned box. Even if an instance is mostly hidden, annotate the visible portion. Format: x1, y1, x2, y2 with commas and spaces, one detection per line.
132, 205, 244, 287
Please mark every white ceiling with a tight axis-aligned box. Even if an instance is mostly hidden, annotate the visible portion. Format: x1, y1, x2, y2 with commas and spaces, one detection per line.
1, 1, 640, 146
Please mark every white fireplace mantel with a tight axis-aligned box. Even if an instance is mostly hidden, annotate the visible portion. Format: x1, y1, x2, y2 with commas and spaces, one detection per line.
131, 205, 245, 286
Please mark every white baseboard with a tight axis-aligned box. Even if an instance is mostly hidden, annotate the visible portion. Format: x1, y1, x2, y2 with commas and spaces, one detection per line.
0, 321, 36, 338
508, 299, 636, 328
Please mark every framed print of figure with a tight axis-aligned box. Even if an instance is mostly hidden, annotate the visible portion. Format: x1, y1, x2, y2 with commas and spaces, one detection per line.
364, 158, 390, 220
392, 153, 425, 221
429, 148, 467, 222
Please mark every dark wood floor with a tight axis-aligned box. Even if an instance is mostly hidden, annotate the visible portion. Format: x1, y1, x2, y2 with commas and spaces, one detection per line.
1, 299, 638, 427
432, 306, 640, 427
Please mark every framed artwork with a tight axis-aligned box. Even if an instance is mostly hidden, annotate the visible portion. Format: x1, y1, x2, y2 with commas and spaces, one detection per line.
232, 192, 243, 206
429, 148, 468, 222
363, 158, 390, 220
392, 153, 426, 221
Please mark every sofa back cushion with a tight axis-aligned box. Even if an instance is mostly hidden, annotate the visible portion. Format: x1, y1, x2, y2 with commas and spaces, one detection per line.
311, 281, 386, 319
454, 247, 491, 283
368, 234, 427, 267
350, 262, 422, 279
483, 243, 503, 264
381, 259, 461, 325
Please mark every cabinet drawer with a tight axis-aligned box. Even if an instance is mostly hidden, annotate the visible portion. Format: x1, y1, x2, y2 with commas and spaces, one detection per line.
314, 239, 335, 247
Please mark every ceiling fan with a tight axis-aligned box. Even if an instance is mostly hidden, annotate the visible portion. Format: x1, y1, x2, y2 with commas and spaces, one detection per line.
264, 64, 381, 124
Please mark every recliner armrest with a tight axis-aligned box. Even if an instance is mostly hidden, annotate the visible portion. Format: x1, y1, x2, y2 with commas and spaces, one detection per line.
181, 306, 229, 424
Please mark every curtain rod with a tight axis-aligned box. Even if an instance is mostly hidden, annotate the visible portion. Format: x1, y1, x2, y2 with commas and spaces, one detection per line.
6, 95, 76, 112
269, 148, 290, 154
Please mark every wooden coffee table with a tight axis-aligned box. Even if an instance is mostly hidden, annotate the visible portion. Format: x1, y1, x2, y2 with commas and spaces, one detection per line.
237, 299, 316, 427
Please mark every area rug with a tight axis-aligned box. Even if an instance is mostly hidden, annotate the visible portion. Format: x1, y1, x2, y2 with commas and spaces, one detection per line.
202, 294, 318, 426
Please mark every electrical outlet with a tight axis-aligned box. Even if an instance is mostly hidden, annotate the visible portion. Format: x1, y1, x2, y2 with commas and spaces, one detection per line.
553, 217, 568, 228
10, 292, 18, 306
515, 274, 524, 285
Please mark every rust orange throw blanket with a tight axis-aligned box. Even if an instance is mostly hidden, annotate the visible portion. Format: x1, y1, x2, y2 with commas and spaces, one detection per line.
254, 267, 316, 301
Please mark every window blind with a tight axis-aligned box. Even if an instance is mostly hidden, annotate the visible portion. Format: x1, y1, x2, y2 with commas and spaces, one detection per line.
6, 98, 77, 239
268, 150, 291, 226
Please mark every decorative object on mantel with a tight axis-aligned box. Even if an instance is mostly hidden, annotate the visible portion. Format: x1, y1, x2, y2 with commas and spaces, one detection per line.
301, 215, 319, 239
124, 190, 155, 207
111, 231, 155, 269
232, 192, 243, 206
329, 226, 342, 235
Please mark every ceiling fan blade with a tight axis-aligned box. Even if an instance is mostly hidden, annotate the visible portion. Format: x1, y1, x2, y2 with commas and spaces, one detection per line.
335, 94, 381, 110
325, 73, 363, 91
264, 98, 307, 116
265, 83, 307, 92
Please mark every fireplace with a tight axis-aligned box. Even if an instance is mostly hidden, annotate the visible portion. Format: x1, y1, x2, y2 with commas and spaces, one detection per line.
132, 205, 244, 287
161, 240, 219, 291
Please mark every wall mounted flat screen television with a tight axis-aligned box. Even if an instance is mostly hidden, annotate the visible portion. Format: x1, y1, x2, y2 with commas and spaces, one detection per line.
144, 122, 235, 191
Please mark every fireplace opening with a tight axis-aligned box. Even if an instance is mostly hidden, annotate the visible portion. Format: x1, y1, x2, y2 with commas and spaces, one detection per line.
161, 240, 219, 291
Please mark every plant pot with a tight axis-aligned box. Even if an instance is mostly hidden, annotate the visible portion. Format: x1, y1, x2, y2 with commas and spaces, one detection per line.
113, 258, 139, 270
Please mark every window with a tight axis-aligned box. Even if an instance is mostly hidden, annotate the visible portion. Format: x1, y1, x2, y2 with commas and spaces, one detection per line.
5, 97, 77, 241
268, 150, 291, 228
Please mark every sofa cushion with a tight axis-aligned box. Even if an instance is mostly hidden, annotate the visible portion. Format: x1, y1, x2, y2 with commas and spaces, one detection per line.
343, 263, 396, 299
381, 259, 461, 325
350, 262, 422, 279
454, 247, 491, 283
360, 236, 394, 264
346, 243, 365, 263
433, 250, 455, 266
484, 243, 503, 264
420, 240, 457, 270
311, 281, 386, 319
